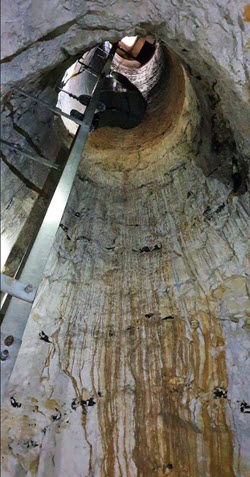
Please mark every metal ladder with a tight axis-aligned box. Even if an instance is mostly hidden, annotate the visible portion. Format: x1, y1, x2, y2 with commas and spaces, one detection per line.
0, 43, 117, 396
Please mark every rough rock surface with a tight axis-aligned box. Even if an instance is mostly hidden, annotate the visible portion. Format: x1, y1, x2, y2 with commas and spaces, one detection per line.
2, 137, 250, 476
1, 0, 250, 154
1, 1, 250, 476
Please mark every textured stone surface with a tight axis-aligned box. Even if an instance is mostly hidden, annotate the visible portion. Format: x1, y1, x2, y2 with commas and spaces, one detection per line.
1, 143, 249, 476
1, 1, 250, 476
1, 0, 249, 269
1, 0, 250, 154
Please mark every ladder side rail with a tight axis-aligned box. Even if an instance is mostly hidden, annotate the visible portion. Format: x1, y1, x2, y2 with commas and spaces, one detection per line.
0, 44, 117, 398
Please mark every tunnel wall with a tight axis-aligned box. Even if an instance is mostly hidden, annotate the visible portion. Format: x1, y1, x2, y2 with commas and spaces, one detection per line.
1, 135, 249, 477
1, 1, 250, 476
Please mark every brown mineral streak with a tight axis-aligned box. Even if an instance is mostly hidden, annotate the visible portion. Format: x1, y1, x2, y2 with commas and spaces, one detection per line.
2, 177, 239, 476
243, 4, 250, 21
91, 261, 235, 476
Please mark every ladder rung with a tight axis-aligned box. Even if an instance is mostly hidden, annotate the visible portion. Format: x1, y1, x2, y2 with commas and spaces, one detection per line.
1, 274, 37, 304
77, 61, 100, 78
96, 45, 111, 55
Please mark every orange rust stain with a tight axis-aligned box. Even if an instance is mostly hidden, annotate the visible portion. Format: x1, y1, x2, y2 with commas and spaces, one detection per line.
1, 233, 238, 476
95, 296, 234, 477
29, 456, 40, 476
244, 38, 250, 49
27, 396, 38, 403
243, 4, 250, 21
227, 192, 237, 203
44, 398, 59, 410
90, 293, 235, 477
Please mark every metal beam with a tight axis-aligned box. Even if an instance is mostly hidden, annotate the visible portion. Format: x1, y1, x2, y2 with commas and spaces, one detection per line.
0, 274, 37, 303
1, 43, 117, 397
0, 139, 61, 170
